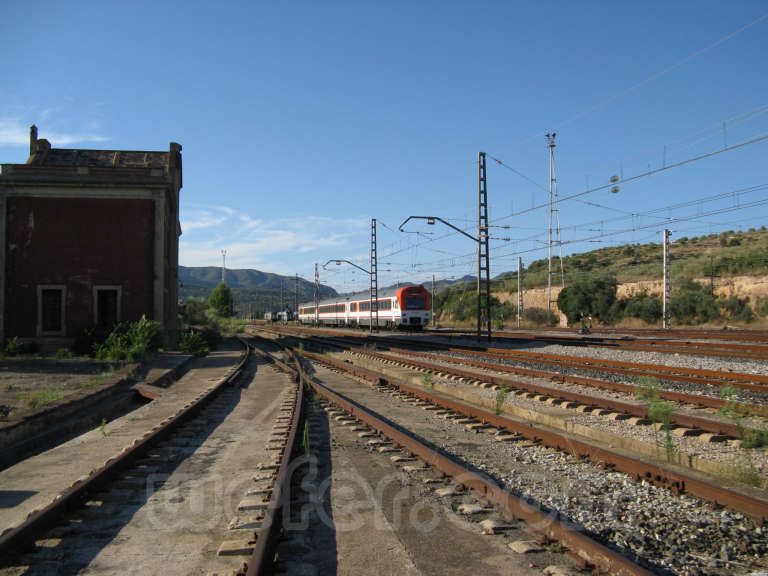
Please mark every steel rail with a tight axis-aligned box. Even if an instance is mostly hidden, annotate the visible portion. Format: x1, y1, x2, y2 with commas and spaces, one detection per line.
492, 327, 768, 343
441, 329, 768, 357
244, 345, 304, 576
473, 347, 768, 389
282, 329, 768, 409
298, 355, 653, 576
0, 339, 251, 557
302, 350, 768, 524
270, 329, 768, 424
353, 347, 764, 437
262, 325, 768, 388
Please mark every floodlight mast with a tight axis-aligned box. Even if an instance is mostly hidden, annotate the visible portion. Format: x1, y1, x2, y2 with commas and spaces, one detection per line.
323, 259, 375, 333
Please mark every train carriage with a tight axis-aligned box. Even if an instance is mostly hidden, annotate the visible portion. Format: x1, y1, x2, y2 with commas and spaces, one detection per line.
298, 285, 431, 329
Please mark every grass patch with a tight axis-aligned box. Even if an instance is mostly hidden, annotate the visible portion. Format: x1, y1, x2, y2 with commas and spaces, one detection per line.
86, 370, 115, 388
55, 347, 73, 359
421, 372, 434, 389
635, 377, 677, 462
495, 383, 509, 415
23, 388, 64, 409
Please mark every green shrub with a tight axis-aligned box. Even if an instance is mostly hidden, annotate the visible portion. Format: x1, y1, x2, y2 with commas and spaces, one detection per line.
4, 337, 24, 356
208, 282, 234, 317
55, 347, 73, 359
94, 315, 162, 362
720, 296, 754, 323
557, 274, 618, 325
757, 297, 768, 318
180, 331, 210, 357
182, 297, 209, 326
523, 307, 559, 326
670, 278, 720, 325
622, 292, 663, 323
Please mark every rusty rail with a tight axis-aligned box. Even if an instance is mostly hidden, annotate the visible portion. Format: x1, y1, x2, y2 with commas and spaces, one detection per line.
263, 325, 768, 389
303, 350, 768, 524
365, 347, 768, 433
245, 345, 304, 576
0, 338, 251, 557
299, 352, 654, 576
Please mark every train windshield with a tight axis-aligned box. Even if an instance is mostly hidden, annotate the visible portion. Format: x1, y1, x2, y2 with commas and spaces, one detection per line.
405, 296, 425, 309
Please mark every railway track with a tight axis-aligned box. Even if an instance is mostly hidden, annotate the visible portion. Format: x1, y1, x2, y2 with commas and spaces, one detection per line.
440, 328, 768, 359
285, 344, 768, 576
0, 339, 305, 576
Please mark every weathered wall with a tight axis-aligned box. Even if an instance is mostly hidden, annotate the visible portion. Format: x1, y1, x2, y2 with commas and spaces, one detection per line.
5, 197, 154, 337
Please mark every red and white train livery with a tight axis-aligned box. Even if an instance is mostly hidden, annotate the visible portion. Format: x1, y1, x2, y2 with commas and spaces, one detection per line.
298, 285, 431, 329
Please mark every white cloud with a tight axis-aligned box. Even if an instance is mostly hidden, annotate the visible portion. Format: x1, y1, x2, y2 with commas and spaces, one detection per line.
0, 117, 108, 147
182, 214, 227, 231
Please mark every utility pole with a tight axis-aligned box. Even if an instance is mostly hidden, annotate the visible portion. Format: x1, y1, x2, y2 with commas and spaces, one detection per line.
517, 256, 523, 328
663, 229, 671, 329
280, 279, 284, 313
314, 263, 319, 326
294, 274, 299, 321
221, 249, 227, 284
370, 218, 378, 332
431, 274, 435, 327
478, 152, 491, 341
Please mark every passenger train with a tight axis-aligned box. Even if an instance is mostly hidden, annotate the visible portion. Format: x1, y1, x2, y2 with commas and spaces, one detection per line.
298, 285, 431, 329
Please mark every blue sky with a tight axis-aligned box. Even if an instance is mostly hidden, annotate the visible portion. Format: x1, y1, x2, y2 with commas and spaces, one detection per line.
1, 1, 766, 293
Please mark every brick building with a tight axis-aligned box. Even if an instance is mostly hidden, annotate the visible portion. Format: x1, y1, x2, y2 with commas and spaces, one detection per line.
0, 126, 182, 348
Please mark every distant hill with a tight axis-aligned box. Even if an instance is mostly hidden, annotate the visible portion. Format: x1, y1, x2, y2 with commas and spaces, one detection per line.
492, 227, 768, 289
179, 266, 337, 317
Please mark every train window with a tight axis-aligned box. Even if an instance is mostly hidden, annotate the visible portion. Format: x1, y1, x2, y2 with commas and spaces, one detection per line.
406, 296, 425, 309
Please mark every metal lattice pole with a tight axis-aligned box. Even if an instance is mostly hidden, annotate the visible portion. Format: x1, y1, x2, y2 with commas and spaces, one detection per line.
663, 229, 671, 329
517, 256, 523, 328
294, 274, 299, 322
370, 218, 378, 332
477, 152, 491, 341
314, 263, 319, 326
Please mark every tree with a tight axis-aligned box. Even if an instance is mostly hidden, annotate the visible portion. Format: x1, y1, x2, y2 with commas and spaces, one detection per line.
208, 283, 234, 317
557, 274, 617, 325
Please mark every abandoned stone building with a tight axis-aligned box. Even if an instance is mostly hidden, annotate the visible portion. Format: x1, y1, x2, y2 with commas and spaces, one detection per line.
0, 126, 182, 348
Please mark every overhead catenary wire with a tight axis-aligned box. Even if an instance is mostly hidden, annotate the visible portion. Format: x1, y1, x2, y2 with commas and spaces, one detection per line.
492, 131, 768, 222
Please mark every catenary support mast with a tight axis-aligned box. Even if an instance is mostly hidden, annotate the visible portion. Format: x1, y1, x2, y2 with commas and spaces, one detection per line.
370, 218, 378, 332
477, 152, 491, 341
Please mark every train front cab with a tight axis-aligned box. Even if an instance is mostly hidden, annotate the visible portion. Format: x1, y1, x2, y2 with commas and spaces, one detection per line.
396, 286, 431, 329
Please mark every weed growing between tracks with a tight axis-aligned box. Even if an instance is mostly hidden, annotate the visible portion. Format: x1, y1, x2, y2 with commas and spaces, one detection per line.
635, 377, 677, 463
718, 383, 767, 487
22, 387, 65, 408
421, 372, 434, 390
495, 382, 509, 415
